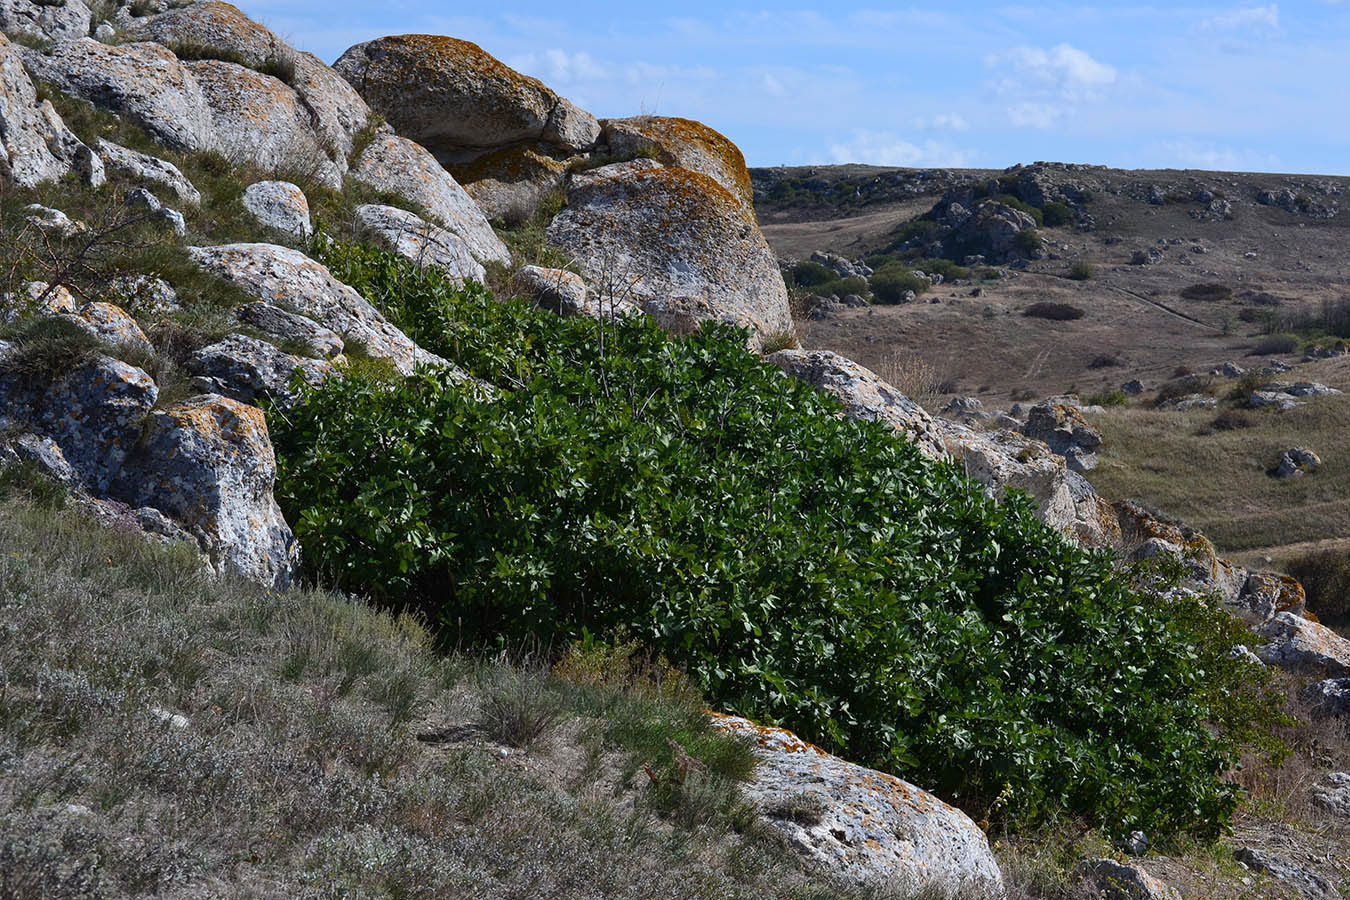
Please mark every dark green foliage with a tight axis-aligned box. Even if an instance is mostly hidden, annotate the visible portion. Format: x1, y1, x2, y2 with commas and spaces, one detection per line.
1181, 283, 1234, 303
1041, 202, 1073, 228
1013, 228, 1045, 256
788, 261, 836, 288
1285, 551, 1350, 629
1085, 389, 1127, 408
915, 258, 972, 281
268, 238, 1288, 839
1023, 302, 1084, 321
1251, 334, 1298, 355
869, 263, 929, 303
1068, 261, 1095, 281
889, 218, 944, 246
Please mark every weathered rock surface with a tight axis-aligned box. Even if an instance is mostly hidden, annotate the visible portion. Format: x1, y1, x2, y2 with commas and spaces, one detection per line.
951, 201, 1038, 263
112, 393, 297, 587
235, 302, 343, 359
1313, 772, 1350, 818
186, 243, 448, 376
20, 38, 215, 152
1304, 678, 1350, 717
1257, 611, 1350, 676
185, 59, 342, 189
1023, 402, 1101, 471
185, 333, 331, 406
104, 274, 179, 317
547, 163, 793, 346
447, 143, 568, 224
1228, 571, 1307, 625
242, 180, 312, 240
354, 204, 485, 284
601, 116, 756, 216
63, 300, 154, 357
1234, 847, 1336, 900
766, 349, 947, 459
509, 265, 639, 319
350, 133, 510, 266
0, 0, 91, 42
0, 32, 91, 187
95, 138, 201, 204
938, 420, 1080, 534
1078, 859, 1180, 900
711, 713, 1003, 897
334, 34, 599, 156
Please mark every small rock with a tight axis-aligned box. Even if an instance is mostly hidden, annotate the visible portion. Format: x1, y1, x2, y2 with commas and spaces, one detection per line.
151, 706, 189, 729
235, 302, 344, 359
1122, 831, 1149, 856
24, 204, 82, 238
1303, 679, 1350, 717
1257, 612, 1350, 676
242, 181, 312, 240
354, 204, 485, 285
1313, 772, 1350, 818
95, 138, 201, 205
1078, 858, 1179, 900
1221, 361, 1245, 377
1121, 379, 1144, 395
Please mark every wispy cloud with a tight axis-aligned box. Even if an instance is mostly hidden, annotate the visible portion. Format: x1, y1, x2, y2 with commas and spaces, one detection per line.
824, 130, 974, 167
915, 113, 970, 131
987, 43, 1117, 100
1155, 139, 1282, 171
1198, 4, 1281, 31
507, 49, 606, 83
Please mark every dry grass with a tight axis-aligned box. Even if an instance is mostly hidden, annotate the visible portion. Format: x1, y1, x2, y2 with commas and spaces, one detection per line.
874, 347, 954, 410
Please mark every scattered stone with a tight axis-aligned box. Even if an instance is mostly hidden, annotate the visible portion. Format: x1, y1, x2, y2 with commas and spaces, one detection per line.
1231, 571, 1307, 625
1313, 773, 1350, 819
1122, 831, 1149, 856
1131, 247, 1164, 265
1272, 447, 1321, 478
1078, 858, 1179, 900
1257, 612, 1350, 677
1221, 361, 1245, 377
1233, 848, 1335, 900
354, 204, 485, 285
1282, 382, 1341, 397
0, 0, 92, 42
151, 706, 189, 729
23, 204, 82, 237
105, 275, 179, 318
942, 396, 984, 417
1304, 679, 1350, 717
711, 713, 1004, 897
185, 333, 332, 406
235, 302, 343, 359
123, 186, 186, 235
1250, 390, 1301, 411
95, 138, 201, 205
950, 202, 1038, 263
809, 250, 872, 281
1121, 379, 1144, 395
1170, 394, 1218, 411
241, 180, 312, 240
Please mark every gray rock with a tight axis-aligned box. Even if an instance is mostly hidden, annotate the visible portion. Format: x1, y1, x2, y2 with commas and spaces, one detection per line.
20, 38, 216, 152
1234, 848, 1335, 900
1023, 402, 1101, 471
1303, 678, 1350, 717
1171, 394, 1218, 411
111, 393, 298, 588
766, 349, 947, 460
24, 204, 82, 237
1131, 247, 1164, 266
1122, 831, 1149, 856
185, 333, 331, 406
711, 713, 1003, 897
1231, 571, 1307, 626
1, 33, 91, 187
10, 432, 79, 485
123, 186, 184, 235
157, 205, 185, 236
1273, 447, 1321, 478
1282, 382, 1341, 397
547, 162, 793, 348
602, 116, 756, 216
1257, 612, 1350, 676
450, 143, 570, 225
93, 22, 115, 42
353, 204, 485, 285
242, 180, 312, 240
1221, 361, 1245, 377
1313, 772, 1350, 818
1121, 379, 1144, 395
510, 265, 638, 319
104, 274, 179, 317
0, 0, 91, 41
95, 138, 201, 205
186, 243, 449, 376
350, 134, 509, 266
1250, 390, 1301, 410
334, 34, 599, 155
1078, 859, 1179, 900
235, 302, 343, 359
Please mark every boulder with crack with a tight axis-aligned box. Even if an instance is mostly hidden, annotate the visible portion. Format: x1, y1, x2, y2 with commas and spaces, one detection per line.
235, 302, 343, 359
1022, 402, 1102, 472
354, 204, 485, 285
185, 333, 332, 407
710, 713, 1004, 898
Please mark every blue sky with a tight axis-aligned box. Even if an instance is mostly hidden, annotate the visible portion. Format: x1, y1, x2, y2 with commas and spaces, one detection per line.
238, 2, 1350, 174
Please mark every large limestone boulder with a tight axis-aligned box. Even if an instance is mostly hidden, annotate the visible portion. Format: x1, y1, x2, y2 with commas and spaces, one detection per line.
235, 302, 343, 359
0, 33, 89, 187
601, 116, 756, 217
350, 133, 510, 266
127, 1, 371, 163
0, 0, 92, 42
186, 243, 448, 376
765, 349, 947, 460
546, 163, 794, 346
333, 34, 599, 157
1023, 402, 1101, 472
1257, 612, 1350, 677
185, 333, 332, 407
112, 393, 298, 587
509, 265, 639, 319
711, 714, 1003, 896
354, 204, 485, 285
184, 59, 342, 189
19, 38, 215, 152
936, 419, 1080, 533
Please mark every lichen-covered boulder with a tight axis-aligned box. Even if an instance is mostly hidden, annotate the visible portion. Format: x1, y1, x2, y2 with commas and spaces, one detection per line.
186, 243, 448, 375
765, 349, 947, 460
601, 116, 756, 216
19, 38, 215, 152
334, 34, 599, 156
354, 204, 485, 284
1257, 612, 1350, 677
235, 302, 343, 359
128, 1, 372, 163
112, 393, 297, 587
448, 143, 568, 225
242, 180, 312, 240
104, 274, 180, 318
1231, 571, 1307, 625
350, 133, 509, 266
510, 265, 638, 318
185, 333, 331, 406
0, 33, 89, 187
62, 300, 154, 357
184, 59, 342, 189
1023, 402, 1102, 472
711, 714, 1003, 896
1078, 859, 1180, 900
95, 138, 201, 204
1305, 679, 1350, 717
546, 163, 793, 346
0, 0, 91, 42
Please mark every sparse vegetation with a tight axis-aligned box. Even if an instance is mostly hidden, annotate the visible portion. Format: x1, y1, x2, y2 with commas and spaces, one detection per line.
1181, 283, 1234, 303
1040, 201, 1073, 228
1023, 302, 1084, 321
869, 262, 930, 303
1067, 261, 1095, 281
1251, 334, 1299, 355
1084, 388, 1127, 408
1013, 228, 1045, 257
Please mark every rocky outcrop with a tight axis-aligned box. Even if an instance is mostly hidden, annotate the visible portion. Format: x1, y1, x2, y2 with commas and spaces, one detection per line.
0, 32, 95, 187
95, 138, 201, 204
185, 333, 331, 406
1023, 402, 1102, 471
236, 302, 343, 359
242, 180, 312, 240
547, 163, 793, 346
950, 201, 1038, 263
600, 116, 756, 216
186, 242, 451, 376
354, 204, 485, 284
1257, 612, 1350, 677
711, 714, 1004, 897
20, 38, 216, 152
509, 265, 638, 319
766, 349, 947, 459
350, 133, 510, 266
1078, 859, 1180, 900
447, 143, 568, 224
1233, 848, 1336, 900
0, 0, 92, 42
334, 34, 599, 158
111, 393, 297, 587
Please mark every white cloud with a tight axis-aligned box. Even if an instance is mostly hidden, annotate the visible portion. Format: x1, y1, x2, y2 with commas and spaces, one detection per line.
988, 43, 1117, 100
1199, 5, 1281, 31
823, 130, 974, 167
915, 112, 970, 131
1005, 102, 1063, 129
507, 49, 606, 83
1156, 139, 1282, 172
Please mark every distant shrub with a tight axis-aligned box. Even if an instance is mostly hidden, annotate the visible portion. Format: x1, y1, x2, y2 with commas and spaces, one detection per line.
890, 218, 944, 246
870, 264, 930, 304
1181, 283, 1234, 303
1024, 302, 1084, 321
1041, 202, 1073, 228
1068, 261, 1095, 281
1013, 228, 1045, 256
1210, 410, 1254, 431
789, 260, 836, 289
1286, 551, 1350, 629
1154, 374, 1214, 407
1088, 354, 1119, 369
914, 258, 972, 281
1251, 334, 1298, 355
1085, 389, 1128, 408
814, 276, 869, 300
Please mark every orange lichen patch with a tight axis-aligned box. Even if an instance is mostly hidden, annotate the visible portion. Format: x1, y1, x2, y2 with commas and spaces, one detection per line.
604, 115, 755, 214
378, 34, 554, 97
450, 143, 566, 186
1114, 501, 1186, 548
708, 712, 830, 757
1275, 574, 1307, 614
1075, 493, 1123, 548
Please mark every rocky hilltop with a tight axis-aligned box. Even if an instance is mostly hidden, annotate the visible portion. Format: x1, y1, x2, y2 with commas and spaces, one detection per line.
2, 2, 1348, 896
